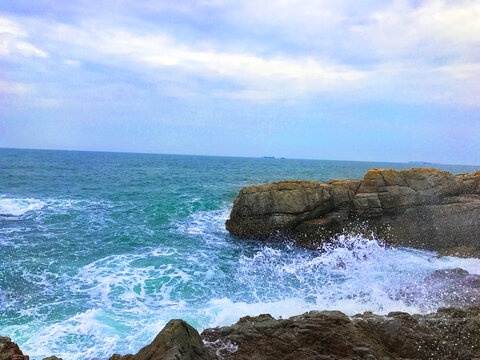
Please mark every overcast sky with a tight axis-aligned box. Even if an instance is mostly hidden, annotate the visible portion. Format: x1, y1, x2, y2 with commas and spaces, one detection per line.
0, 0, 479, 164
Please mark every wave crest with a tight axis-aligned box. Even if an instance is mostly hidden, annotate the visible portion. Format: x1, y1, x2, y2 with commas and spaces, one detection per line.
0, 197, 46, 217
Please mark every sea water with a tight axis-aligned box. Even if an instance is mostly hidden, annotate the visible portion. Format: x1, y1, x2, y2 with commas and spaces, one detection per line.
1, 148, 479, 359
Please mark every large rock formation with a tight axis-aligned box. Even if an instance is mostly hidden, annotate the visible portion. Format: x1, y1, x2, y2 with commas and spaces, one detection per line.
203, 306, 480, 360
226, 168, 480, 251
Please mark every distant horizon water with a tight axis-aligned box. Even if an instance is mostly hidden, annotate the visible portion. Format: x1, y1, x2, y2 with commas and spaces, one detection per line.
2, 147, 479, 168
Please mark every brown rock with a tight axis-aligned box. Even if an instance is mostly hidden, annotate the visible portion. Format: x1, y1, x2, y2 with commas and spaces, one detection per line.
202, 307, 480, 360
226, 179, 360, 241
109, 319, 210, 360
226, 167, 480, 251
0, 337, 26, 360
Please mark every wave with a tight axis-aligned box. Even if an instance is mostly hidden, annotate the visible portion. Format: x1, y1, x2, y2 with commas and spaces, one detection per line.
175, 205, 232, 246
0, 195, 114, 219
0, 197, 46, 217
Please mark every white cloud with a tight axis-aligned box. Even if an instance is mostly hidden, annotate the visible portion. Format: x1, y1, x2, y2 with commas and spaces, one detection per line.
353, 0, 480, 60
0, 17, 48, 58
0, 80, 29, 95
64, 59, 81, 67
46, 24, 368, 101
1, 0, 479, 106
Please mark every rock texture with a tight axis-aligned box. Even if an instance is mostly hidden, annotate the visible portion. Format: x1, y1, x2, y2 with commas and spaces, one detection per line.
109, 319, 210, 360
0, 337, 27, 360
226, 168, 480, 251
421, 268, 480, 307
203, 306, 480, 360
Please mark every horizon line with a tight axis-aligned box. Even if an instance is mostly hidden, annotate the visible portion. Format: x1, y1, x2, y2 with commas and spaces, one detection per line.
1, 146, 479, 168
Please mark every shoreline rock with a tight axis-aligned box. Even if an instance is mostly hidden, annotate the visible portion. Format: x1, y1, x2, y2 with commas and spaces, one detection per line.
108, 319, 210, 360
6, 304, 480, 360
0, 337, 27, 360
226, 167, 480, 253
203, 306, 480, 360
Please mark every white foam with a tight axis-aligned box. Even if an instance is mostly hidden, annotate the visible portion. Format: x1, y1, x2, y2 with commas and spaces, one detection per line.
175, 206, 231, 246
0, 198, 46, 216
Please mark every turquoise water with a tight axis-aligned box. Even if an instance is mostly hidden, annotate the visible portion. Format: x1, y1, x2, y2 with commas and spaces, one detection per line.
1, 148, 480, 359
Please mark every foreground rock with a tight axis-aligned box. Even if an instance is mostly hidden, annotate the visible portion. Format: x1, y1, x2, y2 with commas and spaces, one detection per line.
109, 319, 210, 360
5, 305, 480, 360
0, 337, 27, 360
226, 168, 480, 252
203, 307, 480, 360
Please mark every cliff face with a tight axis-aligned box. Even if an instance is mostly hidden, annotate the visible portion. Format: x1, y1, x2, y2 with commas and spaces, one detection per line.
226, 168, 480, 251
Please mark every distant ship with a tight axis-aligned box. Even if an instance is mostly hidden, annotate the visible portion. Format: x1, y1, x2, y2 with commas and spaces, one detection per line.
263, 156, 275, 159
408, 161, 433, 165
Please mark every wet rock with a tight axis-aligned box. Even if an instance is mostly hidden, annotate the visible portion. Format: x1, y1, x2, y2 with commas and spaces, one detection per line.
226, 168, 480, 251
0, 337, 27, 360
109, 319, 210, 360
438, 246, 480, 258
225, 179, 360, 242
42, 357, 63, 360
422, 268, 480, 307
202, 307, 480, 359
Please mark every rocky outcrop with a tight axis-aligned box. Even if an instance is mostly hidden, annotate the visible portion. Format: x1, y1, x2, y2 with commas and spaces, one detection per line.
0, 337, 27, 360
109, 319, 210, 360
226, 168, 480, 251
203, 306, 480, 360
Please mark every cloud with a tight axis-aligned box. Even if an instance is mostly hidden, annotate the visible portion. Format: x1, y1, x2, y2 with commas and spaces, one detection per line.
0, 80, 29, 95
352, 0, 480, 61
0, 17, 48, 58
1, 0, 479, 106
42, 23, 368, 101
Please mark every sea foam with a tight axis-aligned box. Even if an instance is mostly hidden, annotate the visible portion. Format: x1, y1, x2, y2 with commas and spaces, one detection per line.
0, 197, 46, 217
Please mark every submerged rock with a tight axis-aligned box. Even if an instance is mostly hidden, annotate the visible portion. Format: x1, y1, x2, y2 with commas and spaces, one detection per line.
422, 268, 480, 307
109, 319, 210, 360
202, 307, 480, 359
226, 168, 480, 252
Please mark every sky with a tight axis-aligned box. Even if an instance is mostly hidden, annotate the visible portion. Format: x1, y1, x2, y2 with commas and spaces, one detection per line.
0, 0, 479, 164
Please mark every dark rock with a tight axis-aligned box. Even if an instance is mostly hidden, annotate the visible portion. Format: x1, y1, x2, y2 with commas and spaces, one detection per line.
42, 357, 63, 360
438, 246, 480, 258
0, 337, 27, 360
202, 307, 480, 359
421, 268, 480, 307
226, 168, 480, 251
109, 319, 210, 360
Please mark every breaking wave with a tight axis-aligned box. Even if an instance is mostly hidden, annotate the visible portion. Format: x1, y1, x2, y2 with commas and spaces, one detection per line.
0, 197, 46, 217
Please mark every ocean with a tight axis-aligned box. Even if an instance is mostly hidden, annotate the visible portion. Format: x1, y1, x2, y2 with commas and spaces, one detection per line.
1, 148, 479, 359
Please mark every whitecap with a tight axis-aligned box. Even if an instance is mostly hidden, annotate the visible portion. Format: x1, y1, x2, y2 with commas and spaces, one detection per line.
175, 205, 232, 246
0, 197, 46, 217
